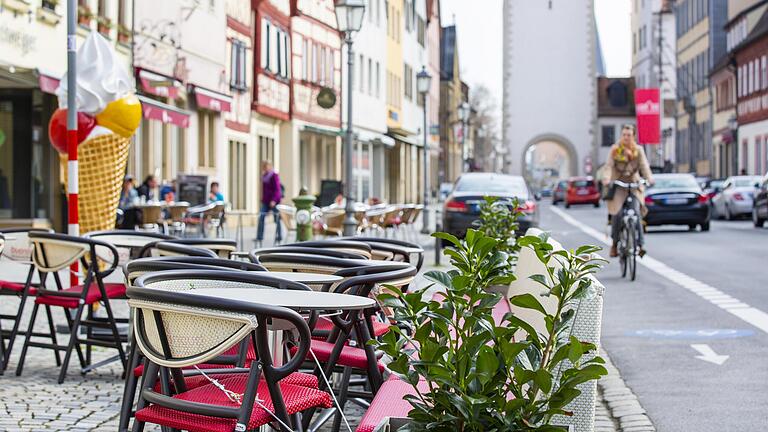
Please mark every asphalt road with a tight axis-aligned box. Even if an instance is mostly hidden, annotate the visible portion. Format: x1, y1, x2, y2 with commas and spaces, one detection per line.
539, 201, 768, 432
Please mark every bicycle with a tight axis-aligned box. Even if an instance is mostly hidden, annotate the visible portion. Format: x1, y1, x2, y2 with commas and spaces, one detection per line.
612, 180, 645, 281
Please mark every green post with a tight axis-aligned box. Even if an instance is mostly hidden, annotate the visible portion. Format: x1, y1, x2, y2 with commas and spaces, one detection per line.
293, 187, 316, 242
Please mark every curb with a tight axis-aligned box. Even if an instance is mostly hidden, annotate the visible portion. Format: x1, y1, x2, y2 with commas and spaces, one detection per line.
597, 349, 656, 432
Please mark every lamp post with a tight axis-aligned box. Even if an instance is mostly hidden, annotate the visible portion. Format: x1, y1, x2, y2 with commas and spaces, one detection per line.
335, 0, 366, 237
416, 66, 432, 234
728, 115, 738, 176
457, 102, 470, 173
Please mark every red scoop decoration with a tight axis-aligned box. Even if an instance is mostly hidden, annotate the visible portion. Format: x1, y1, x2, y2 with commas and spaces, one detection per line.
48, 108, 96, 154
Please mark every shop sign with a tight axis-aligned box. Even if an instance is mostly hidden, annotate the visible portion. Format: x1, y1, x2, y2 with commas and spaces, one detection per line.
316, 87, 336, 109
0, 23, 36, 55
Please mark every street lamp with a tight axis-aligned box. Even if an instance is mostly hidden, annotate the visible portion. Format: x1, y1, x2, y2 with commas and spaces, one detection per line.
416, 66, 432, 234
728, 115, 738, 176
457, 102, 470, 173
335, 0, 366, 236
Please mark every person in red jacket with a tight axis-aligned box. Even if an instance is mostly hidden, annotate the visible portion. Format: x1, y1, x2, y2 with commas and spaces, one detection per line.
257, 160, 283, 244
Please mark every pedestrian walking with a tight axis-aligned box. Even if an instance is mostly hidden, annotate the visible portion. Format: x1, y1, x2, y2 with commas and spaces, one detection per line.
209, 181, 224, 202
602, 125, 654, 258
256, 160, 283, 245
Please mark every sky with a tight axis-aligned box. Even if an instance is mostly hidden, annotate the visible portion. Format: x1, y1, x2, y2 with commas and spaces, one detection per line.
439, 0, 632, 108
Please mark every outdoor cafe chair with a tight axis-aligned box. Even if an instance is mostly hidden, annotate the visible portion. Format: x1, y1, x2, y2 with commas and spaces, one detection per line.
278, 239, 373, 260
159, 238, 238, 259
165, 201, 190, 236
276, 204, 297, 243
185, 201, 226, 238
318, 209, 346, 237
137, 240, 219, 259
0, 227, 54, 373
14, 232, 127, 383
338, 237, 425, 271
118, 266, 312, 432
249, 246, 369, 262
127, 270, 333, 432
85, 229, 175, 262
137, 203, 164, 233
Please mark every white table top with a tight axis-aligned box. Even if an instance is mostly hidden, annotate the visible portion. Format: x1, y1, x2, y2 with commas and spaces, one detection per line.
184, 288, 375, 311
266, 271, 342, 284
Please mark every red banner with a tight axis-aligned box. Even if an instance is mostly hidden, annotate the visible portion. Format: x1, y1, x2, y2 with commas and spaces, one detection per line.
635, 88, 660, 145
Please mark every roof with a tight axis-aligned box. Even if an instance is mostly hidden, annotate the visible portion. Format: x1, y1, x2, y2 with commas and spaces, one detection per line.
440, 25, 457, 81
734, 8, 768, 53
597, 77, 636, 117
594, 16, 606, 77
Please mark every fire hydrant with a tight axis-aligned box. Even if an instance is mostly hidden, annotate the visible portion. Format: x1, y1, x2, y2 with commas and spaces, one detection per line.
292, 187, 316, 242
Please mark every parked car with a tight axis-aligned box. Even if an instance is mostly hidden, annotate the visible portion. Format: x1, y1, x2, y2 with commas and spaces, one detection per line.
539, 185, 554, 197
711, 175, 762, 220
442, 173, 539, 240
644, 173, 710, 231
564, 176, 600, 208
701, 178, 725, 204
438, 182, 454, 202
753, 173, 768, 228
552, 180, 568, 205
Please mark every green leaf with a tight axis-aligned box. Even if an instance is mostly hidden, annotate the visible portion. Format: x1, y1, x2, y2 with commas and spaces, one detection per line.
432, 231, 460, 246
476, 346, 499, 385
568, 336, 584, 365
533, 369, 553, 394
424, 270, 453, 289
510, 293, 548, 316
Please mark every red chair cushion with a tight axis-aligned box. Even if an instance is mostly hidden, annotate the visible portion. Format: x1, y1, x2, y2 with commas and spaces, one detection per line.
135, 376, 333, 432
355, 375, 429, 432
0, 280, 36, 295
134, 362, 234, 378
149, 371, 319, 391
292, 340, 385, 372
34, 282, 126, 308
314, 317, 391, 337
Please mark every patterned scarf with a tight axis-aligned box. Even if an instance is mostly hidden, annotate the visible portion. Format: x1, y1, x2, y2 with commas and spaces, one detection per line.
613, 142, 638, 163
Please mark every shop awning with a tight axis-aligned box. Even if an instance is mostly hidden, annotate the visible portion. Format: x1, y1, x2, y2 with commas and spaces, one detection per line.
303, 125, 341, 137
190, 85, 233, 113
137, 68, 182, 99
38, 73, 60, 95
138, 95, 191, 128
388, 132, 421, 147
356, 129, 395, 148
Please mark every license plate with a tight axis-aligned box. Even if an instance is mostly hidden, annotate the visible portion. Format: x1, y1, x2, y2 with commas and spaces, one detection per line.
665, 198, 688, 205
577, 190, 588, 195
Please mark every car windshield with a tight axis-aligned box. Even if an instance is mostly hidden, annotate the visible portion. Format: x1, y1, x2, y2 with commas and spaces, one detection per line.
455, 176, 528, 196
651, 176, 699, 189
734, 178, 760, 187
572, 180, 594, 187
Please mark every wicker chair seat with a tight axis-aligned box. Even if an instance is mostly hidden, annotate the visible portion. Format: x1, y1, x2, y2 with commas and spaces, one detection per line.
134, 365, 320, 390
135, 377, 333, 432
314, 316, 391, 337
35, 282, 126, 308
355, 375, 430, 432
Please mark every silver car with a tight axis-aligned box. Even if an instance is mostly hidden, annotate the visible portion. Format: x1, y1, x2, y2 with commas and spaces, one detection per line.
712, 176, 762, 220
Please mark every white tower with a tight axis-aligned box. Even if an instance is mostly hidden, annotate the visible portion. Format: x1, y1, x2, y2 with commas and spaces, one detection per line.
502, 0, 598, 179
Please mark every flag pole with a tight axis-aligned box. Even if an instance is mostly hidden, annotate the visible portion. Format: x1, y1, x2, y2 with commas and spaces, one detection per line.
66, 0, 79, 286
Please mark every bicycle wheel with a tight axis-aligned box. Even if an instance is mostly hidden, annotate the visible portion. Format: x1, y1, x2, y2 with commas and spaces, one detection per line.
626, 219, 637, 281
619, 223, 628, 278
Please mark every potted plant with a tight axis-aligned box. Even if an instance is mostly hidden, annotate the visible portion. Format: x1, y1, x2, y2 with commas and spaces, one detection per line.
117, 23, 131, 44
375, 230, 607, 431
77, 4, 92, 26
96, 15, 112, 36
474, 195, 522, 296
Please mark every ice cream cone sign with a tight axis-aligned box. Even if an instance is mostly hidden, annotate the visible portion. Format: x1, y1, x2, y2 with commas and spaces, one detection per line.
51, 32, 142, 234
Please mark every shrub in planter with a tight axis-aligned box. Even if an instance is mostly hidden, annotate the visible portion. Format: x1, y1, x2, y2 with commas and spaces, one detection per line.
376, 230, 607, 432
474, 196, 522, 295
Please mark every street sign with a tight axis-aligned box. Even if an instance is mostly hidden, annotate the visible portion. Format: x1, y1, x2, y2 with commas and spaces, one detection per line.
627, 329, 754, 339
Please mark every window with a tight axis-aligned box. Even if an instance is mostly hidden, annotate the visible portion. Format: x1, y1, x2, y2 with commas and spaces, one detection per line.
230, 39, 247, 91
259, 136, 275, 168
762, 56, 767, 90
228, 140, 247, 210
319, 46, 326, 84
301, 39, 308, 80
757, 137, 763, 174
376, 0, 380, 25
376, 62, 380, 98
602, 125, 615, 147
404, 64, 413, 101
360, 54, 365, 92
117, 0, 128, 27
417, 17, 425, 46
281, 32, 289, 79
327, 49, 334, 86
368, 58, 372, 95
312, 43, 318, 82
262, 20, 271, 70
198, 111, 216, 168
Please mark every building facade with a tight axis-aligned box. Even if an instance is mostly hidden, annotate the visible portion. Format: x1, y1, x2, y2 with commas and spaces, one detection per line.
0, 0, 133, 230
631, 0, 677, 169
439, 25, 462, 185
502, 0, 598, 180
132, 0, 232, 198
596, 78, 637, 172
426, 0, 441, 194
283, 0, 342, 199
674, 0, 727, 175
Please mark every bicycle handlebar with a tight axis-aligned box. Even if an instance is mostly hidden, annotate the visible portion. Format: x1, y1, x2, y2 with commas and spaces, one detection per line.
613, 179, 647, 189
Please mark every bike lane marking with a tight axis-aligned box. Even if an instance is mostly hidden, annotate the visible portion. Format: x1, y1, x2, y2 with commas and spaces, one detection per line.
550, 206, 768, 335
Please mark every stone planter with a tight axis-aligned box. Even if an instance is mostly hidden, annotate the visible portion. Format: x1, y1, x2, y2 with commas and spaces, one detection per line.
373, 417, 573, 431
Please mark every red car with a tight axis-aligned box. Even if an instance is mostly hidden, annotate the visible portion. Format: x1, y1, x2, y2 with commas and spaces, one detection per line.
565, 177, 601, 208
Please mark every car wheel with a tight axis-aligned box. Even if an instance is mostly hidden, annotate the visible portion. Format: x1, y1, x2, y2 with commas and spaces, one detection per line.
565, 202, 571, 209
688, 224, 697, 231
594, 201, 600, 208
754, 208, 766, 228
700, 222, 710, 232
552, 199, 558, 206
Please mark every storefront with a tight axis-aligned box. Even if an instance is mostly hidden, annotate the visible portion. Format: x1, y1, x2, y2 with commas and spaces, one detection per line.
386, 133, 423, 205
354, 130, 394, 203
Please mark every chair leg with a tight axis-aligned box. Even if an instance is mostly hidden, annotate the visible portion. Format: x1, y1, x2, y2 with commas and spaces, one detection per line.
57, 303, 86, 384
99, 295, 127, 370
15, 302, 41, 377
86, 305, 94, 367
1, 266, 36, 373
330, 366, 353, 432
44, 305, 62, 367
118, 340, 141, 432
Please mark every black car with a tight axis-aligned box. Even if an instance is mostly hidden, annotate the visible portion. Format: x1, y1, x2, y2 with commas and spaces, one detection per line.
753, 173, 768, 228
644, 173, 710, 231
442, 173, 539, 239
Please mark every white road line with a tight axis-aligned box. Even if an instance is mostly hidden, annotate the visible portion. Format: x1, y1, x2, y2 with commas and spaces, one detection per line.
550, 206, 768, 336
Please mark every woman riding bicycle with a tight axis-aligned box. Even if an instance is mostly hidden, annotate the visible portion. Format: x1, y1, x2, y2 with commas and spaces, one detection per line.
602, 125, 654, 258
